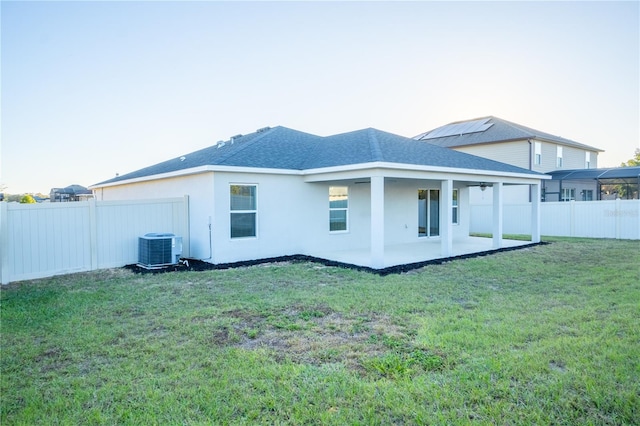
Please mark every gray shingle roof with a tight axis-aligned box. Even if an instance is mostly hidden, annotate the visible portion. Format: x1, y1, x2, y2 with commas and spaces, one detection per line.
94, 126, 544, 186
415, 116, 603, 152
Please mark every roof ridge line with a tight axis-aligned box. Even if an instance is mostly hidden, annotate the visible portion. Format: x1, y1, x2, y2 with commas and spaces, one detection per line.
491, 116, 536, 139
496, 117, 601, 150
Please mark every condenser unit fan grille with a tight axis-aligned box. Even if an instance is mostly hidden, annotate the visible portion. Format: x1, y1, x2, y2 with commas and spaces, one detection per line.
138, 233, 182, 268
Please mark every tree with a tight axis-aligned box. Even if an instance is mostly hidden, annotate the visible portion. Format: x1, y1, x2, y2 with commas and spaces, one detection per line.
620, 148, 640, 167
20, 194, 36, 204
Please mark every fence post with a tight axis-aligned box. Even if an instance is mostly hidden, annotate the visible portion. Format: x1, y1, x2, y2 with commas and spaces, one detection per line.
615, 198, 621, 240
531, 185, 541, 243
1, 202, 9, 285
89, 199, 98, 270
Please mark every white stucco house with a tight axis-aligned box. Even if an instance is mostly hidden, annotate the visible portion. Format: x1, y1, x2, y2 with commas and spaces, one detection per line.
90, 126, 548, 270
414, 116, 603, 204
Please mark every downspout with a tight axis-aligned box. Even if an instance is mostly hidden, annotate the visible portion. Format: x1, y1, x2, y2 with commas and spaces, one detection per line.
186, 218, 213, 264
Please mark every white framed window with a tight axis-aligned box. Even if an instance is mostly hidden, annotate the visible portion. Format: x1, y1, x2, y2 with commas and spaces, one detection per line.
561, 187, 575, 202
585, 152, 591, 169
557, 146, 563, 168
582, 189, 593, 201
452, 189, 459, 225
329, 186, 348, 232
230, 184, 257, 238
534, 142, 542, 165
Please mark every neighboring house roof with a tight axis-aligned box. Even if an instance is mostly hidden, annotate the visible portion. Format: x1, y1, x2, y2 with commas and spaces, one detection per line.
547, 166, 640, 181
50, 184, 92, 195
414, 116, 603, 152
93, 126, 545, 187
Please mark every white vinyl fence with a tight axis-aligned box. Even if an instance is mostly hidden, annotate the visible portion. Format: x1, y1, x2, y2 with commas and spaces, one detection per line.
0, 197, 189, 284
470, 199, 640, 240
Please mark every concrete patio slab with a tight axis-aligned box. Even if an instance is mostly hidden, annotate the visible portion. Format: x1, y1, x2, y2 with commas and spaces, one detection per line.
310, 237, 533, 269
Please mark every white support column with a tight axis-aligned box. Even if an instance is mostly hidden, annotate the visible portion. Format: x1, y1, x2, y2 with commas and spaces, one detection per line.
493, 182, 503, 248
440, 179, 453, 257
531, 183, 541, 243
370, 176, 385, 269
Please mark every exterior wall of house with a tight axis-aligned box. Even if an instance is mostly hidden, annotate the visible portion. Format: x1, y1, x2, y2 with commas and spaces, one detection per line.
455, 139, 598, 205
534, 141, 561, 172
454, 139, 599, 175
529, 141, 599, 173
94, 173, 215, 259
454, 141, 531, 170
384, 180, 469, 245
210, 172, 372, 263
212, 173, 470, 264
95, 172, 472, 265
559, 146, 598, 170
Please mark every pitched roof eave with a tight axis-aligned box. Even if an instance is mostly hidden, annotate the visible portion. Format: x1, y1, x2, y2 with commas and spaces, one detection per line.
89, 166, 217, 189
444, 136, 605, 152
89, 165, 305, 189
530, 136, 605, 152
302, 161, 550, 183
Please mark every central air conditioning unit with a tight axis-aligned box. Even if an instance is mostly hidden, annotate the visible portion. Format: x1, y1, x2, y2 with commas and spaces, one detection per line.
138, 233, 183, 269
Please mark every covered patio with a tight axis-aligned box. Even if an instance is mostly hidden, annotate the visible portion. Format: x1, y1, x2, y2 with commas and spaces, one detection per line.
313, 236, 534, 269
305, 165, 546, 270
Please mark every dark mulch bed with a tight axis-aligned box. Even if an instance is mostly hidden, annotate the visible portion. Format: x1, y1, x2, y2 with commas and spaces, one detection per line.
124, 242, 548, 277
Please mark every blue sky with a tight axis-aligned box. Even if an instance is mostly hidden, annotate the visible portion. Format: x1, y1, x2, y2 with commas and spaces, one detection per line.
2, 1, 638, 194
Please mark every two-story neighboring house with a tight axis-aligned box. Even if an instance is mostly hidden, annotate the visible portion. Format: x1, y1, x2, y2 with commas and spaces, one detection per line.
414, 116, 604, 203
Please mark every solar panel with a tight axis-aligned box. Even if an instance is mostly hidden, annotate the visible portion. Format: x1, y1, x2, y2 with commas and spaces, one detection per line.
419, 118, 493, 140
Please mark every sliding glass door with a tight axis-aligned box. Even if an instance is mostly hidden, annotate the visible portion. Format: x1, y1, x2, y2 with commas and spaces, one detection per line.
418, 189, 440, 237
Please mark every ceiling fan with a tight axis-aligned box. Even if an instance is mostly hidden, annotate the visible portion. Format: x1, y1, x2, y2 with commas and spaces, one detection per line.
467, 182, 494, 191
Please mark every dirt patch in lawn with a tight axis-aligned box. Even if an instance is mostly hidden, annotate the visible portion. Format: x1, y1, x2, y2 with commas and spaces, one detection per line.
198, 305, 444, 375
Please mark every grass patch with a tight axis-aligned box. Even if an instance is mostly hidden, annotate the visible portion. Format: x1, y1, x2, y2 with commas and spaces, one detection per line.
2, 238, 639, 424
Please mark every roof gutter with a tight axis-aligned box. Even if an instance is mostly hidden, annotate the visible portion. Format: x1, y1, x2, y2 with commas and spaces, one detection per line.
302, 161, 550, 183
89, 165, 304, 189
440, 136, 603, 153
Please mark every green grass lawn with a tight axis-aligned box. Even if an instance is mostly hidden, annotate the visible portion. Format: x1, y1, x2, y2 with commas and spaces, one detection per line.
2, 238, 639, 425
